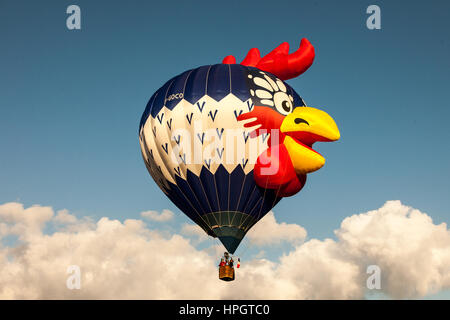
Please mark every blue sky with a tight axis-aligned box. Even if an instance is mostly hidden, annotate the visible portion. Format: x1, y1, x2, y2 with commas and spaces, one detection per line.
0, 0, 449, 299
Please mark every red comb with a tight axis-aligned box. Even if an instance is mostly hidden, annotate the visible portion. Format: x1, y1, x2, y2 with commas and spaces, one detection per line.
222, 38, 315, 80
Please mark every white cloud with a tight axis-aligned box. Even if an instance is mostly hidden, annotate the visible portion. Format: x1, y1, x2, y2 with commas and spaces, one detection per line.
246, 211, 307, 246
140, 209, 174, 222
180, 223, 209, 244
0, 202, 53, 241
0, 200, 448, 299
335, 200, 450, 299
180, 211, 306, 248
53, 209, 77, 224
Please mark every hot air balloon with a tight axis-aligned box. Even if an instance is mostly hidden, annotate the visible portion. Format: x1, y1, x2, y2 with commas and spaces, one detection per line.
138, 38, 340, 274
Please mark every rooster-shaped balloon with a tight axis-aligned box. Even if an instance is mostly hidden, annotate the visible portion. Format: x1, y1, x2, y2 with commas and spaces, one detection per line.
139, 38, 340, 254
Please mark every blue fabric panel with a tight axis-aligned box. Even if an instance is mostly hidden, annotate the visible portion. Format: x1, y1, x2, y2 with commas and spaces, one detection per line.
174, 174, 207, 216
230, 65, 252, 102
241, 184, 265, 218
185, 169, 212, 214
214, 164, 230, 211
164, 182, 199, 223
140, 91, 157, 131
236, 171, 258, 213
164, 185, 212, 234
287, 83, 305, 107
165, 70, 192, 110
183, 65, 210, 104
228, 165, 245, 211
206, 64, 230, 101
248, 188, 279, 217
150, 79, 173, 117
199, 167, 220, 213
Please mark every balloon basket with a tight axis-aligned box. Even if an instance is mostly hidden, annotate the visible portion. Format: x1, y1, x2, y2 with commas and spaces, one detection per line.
219, 265, 235, 281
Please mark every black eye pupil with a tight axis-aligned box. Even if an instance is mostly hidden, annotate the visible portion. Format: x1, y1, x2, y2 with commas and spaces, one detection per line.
282, 100, 290, 112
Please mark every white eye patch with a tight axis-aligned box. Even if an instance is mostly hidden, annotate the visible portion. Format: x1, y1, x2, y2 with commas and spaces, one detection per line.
273, 92, 292, 115
249, 71, 293, 115
253, 77, 274, 92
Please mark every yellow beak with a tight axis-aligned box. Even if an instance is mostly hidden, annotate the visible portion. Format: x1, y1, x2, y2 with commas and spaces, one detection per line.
280, 107, 340, 174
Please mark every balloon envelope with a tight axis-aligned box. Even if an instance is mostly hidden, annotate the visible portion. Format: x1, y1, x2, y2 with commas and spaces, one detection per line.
139, 64, 305, 253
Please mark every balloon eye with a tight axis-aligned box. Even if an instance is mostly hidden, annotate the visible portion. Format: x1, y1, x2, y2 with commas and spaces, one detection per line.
273, 92, 292, 115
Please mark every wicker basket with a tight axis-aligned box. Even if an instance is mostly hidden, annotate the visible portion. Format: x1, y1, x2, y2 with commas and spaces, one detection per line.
219, 265, 235, 281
